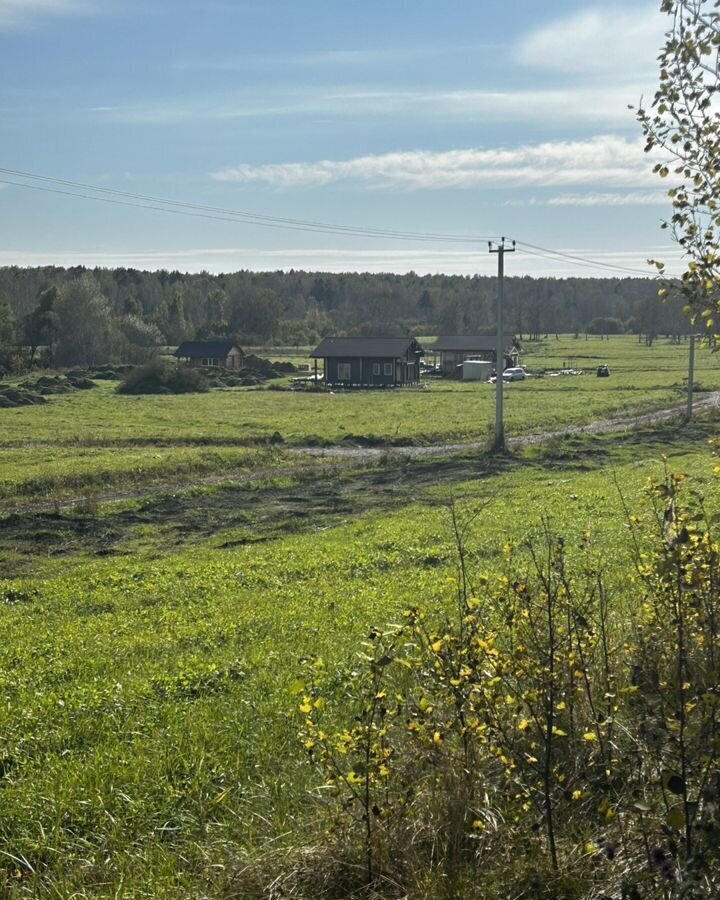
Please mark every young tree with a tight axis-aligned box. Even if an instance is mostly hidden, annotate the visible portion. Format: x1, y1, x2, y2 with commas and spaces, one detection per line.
637, 1, 720, 334
54, 275, 117, 366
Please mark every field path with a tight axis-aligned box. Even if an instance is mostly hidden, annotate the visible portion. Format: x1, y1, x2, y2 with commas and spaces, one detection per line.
6, 391, 720, 514
297, 390, 720, 460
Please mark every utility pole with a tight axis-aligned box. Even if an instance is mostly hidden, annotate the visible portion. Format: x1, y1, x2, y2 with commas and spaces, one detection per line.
687, 333, 696, 419
489, 237, 516, 451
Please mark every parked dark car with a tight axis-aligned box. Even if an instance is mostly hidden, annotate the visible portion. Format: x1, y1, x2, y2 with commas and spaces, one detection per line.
596, 365, 610, 377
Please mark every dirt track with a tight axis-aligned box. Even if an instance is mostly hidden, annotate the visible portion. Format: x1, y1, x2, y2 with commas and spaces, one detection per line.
297, 391, 720, 460
4, 392, 720, 517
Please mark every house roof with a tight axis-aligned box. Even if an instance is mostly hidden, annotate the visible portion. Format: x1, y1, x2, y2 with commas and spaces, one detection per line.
310, 337, 424, 358
431, 335, 516, 352
175, 340, 242, 358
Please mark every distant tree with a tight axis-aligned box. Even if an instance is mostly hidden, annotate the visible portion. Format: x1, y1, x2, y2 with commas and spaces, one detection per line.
0, 298, 15, 346
587, 316, 625, 335
436, 296, 462, 334
54, 275, 117, 366
120, 315, 165, 347
229, 289, 282, 342
22, 285, 59, 364
0, 297, 19, 374
164, 293, 188, 343
123, 295, 143, 317
637, 0, 720, 335
206, 288, 227, 326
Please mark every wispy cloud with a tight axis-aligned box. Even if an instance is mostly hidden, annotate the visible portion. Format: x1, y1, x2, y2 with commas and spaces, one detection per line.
172, 41, 497, 73
516, 4, 665, 77
212, 135, 660, 191
0, 0, 97, 29
506, 190, 671, 208
91, 83, 645, 127
0, 245, 674, 278
546, 191, 669, 207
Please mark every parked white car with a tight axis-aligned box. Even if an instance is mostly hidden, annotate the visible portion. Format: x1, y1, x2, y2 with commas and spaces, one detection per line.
502, 366, 526, 381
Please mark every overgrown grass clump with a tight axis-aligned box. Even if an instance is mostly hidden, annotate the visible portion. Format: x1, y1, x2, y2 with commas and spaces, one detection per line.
117, 361, 209, 394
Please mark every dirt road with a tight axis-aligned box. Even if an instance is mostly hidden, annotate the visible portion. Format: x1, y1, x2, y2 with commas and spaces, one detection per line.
4, 392, 719, 516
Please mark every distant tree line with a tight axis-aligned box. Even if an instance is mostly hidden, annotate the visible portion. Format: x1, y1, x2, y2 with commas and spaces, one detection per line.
0, 265, 694, 372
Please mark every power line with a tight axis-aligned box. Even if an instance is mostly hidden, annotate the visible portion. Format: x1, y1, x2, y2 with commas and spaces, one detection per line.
0, 165, 657, 277
516, 240, 652, 277
0, 167, 496, 245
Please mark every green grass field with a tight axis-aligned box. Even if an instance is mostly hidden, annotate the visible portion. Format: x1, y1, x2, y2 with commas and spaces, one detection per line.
1, 336, 717, 506
0, 336, 719, 895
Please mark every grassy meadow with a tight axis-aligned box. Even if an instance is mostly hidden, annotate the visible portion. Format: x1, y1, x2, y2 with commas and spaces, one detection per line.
0, 335, 719, 896
1, 335, 717, 506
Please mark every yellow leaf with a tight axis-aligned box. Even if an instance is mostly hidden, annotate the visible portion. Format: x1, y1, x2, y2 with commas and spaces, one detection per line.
583, 731, 597, 742
433, 731, 442, 745
572, 790, 583, 801
666, 806, 685, 830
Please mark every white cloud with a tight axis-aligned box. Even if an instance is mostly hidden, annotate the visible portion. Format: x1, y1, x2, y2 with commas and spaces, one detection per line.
516, 4, 666, 76
0, 0, 96, 28
546, 191, 670, 207
92, 83, 647, 127
212, 135, 661, 191
506, 190, 671, 208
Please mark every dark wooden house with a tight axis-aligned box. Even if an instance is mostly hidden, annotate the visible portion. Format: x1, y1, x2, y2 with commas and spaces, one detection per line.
175, 340, 245, 370
311, 337, 424, 387
431, 335, 519, 375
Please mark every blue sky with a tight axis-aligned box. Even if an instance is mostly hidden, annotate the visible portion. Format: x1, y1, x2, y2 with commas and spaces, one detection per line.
0, 0, 678, 277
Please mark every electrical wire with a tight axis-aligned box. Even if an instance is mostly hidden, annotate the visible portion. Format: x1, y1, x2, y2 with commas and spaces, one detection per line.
516, 240, 653, 277
0, 167, 495, 244
0, 165, 657, 277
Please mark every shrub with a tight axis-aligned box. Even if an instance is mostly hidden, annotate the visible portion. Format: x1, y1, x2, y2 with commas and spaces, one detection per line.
116, 361, 208, 395
296, 468, 720, 898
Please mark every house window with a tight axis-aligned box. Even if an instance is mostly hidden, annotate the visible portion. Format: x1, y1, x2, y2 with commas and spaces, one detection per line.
201, 357, 217, 366
373, 363, 381, 375
337, 362, 352, 381
384, 362, 393, 376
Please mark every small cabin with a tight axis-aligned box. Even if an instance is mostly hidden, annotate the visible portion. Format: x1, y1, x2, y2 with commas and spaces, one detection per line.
174, 340, 245, 370
311, 337, 424, 387
431, 335, 519, 376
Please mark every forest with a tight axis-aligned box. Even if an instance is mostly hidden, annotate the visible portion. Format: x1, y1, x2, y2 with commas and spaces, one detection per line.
0, 265, 692, 371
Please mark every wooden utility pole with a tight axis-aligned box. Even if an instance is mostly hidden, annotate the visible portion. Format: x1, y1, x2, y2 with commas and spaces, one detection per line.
489, 238, 515, 451
687, 333, 696, 419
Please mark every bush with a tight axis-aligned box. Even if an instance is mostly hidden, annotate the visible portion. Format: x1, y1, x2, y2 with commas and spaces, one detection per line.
116, 362, 208, 395
296, 469, 720, 898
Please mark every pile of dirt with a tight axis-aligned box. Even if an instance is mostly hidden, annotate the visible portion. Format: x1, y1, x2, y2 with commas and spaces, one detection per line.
0, 371, 105, 407
204, 356, 298, 388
